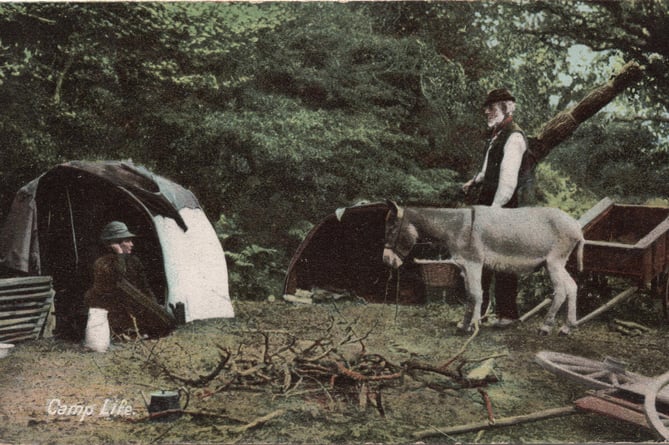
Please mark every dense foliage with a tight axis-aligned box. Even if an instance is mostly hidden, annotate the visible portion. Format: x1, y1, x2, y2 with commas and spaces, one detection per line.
0, 2, 666, 298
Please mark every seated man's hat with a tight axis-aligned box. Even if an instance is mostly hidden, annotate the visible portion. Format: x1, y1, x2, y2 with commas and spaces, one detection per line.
100, 221, 136, 242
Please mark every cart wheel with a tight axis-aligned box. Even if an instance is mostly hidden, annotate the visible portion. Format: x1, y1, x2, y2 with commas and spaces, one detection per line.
663, 271, 669, 321
535, 351, 643, 390
644, 371, 669, 440
651, 267, 669, 321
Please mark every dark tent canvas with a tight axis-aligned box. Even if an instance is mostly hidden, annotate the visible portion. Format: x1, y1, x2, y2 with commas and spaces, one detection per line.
283, 202, 432, 305
0, 160, 234, 339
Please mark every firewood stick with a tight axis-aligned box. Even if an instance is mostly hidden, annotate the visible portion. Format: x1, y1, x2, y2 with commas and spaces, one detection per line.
439, 321, 479, 369
127, 409, 246, 423
226, 409, 286, 434
575, 287, 637, 327
519, 298, 552, 322
478, 388, 495, 424
412, 406, 580, 439
613, 318, 651, 332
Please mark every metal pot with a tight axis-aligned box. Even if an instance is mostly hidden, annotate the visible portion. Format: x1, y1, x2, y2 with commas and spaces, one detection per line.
141, 387, 189, 421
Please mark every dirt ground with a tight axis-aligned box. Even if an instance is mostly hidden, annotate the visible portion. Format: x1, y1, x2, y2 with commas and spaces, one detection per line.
2, 286, 669, 444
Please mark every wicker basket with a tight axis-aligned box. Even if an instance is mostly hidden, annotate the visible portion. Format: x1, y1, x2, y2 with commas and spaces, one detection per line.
415, 260, 462, 288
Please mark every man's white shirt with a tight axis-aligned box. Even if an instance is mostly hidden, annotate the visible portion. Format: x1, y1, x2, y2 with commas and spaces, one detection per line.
473, 131, 527, 207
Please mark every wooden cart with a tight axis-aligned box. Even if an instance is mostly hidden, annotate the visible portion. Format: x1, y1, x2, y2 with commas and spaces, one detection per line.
569, 197, 669, 324
536, 350, 669, 440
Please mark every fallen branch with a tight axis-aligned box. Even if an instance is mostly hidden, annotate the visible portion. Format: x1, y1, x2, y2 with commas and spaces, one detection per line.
403, 359, 498, 388
478, 388, 495, 425
403, 360, 460, 380
225, 409, 286, 434
159, 347, 232, 386
467, 352, 509, 363
412, 406, 581, 439
612, 318, 652, 333
575, 287, 637, 327
334, 361, 403, 382
439, 321, 479, 369
127, 409, 246, 424
519, 298, 552, 323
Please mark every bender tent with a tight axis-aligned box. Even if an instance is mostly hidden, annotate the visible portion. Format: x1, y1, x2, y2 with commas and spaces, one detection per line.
283, 202, 431, 305
0, 160, 234, 339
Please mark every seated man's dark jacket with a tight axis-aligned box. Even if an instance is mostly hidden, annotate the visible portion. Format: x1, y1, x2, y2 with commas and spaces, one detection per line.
84, 253, 157, 333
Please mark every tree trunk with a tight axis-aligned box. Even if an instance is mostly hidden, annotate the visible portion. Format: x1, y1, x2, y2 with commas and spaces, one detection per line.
529, 61, 644, 163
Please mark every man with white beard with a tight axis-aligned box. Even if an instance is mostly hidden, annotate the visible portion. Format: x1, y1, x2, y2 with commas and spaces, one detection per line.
462, 88, 531, 328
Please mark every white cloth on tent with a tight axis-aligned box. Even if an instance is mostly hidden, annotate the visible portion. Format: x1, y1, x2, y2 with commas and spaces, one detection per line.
153, 208, 234, 322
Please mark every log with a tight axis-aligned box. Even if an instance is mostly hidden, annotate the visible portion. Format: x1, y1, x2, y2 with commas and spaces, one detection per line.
0, 276, 52, 288
529, 61, 643, 163
519, 297, 552, 322
0, 290, 54, 303
116, 278, 176, 336
0, 284, 52, 296
575, 286, 637, 327
227, 409, 286, 434
412, 406, 580, 439
0, 303, 51, 319
0, 315, 41, 328
0, 333, 35, 343
612, 318, 652, 332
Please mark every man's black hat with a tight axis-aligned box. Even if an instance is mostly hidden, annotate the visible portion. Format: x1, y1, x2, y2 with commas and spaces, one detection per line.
483, 88, 516, 107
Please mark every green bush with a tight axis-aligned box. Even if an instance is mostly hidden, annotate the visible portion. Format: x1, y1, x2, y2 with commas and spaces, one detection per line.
534, 163, 598, 218
215, 214, 285, 300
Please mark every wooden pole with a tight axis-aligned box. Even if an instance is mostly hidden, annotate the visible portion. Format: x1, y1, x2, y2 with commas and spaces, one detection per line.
519, 297, 552, 322
412, 406, 581, 439
65, 187, 79, 267
575, 286, 638, 327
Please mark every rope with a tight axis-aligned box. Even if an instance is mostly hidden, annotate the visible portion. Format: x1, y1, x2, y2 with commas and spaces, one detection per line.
395, 268, 400, 322
384, 269, 393, 304
66, 187, 79, 267
384, 268, 401, 322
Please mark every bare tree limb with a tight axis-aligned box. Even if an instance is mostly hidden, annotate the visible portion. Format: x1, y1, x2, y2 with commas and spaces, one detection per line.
53, 54, 74, 105
530, 61, 644, 162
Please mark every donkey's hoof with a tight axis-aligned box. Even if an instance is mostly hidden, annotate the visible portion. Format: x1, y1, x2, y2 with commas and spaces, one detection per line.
538, 326, 551, 336
558, 326, 571, 336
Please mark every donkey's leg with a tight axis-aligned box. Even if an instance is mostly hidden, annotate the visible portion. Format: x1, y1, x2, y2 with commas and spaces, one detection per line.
558, 271, 578, 336
459, 262, 484, 332
540, 262, 568, 335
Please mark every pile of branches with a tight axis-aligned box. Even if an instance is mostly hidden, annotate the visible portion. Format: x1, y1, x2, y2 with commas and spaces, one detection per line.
142, 317, 497, 417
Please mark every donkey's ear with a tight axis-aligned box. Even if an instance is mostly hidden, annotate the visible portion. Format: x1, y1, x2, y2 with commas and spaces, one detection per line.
385, 199, 400, 215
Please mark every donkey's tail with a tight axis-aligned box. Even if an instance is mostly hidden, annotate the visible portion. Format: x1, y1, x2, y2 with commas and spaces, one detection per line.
576, 237, 585, 273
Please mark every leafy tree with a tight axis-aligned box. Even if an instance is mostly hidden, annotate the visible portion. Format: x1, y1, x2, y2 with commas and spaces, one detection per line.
522, 1, 669, 116
504, 1, 669, 201
0, 2, 664, 299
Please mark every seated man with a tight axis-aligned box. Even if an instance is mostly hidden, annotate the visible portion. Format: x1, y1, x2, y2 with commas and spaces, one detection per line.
84, 221, 163, 337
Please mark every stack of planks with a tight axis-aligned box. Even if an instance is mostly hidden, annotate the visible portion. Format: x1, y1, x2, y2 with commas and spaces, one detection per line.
0, 276, 54, 343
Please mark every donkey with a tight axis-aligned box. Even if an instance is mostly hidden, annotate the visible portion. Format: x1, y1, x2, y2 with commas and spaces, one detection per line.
382, 200, 584, 335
